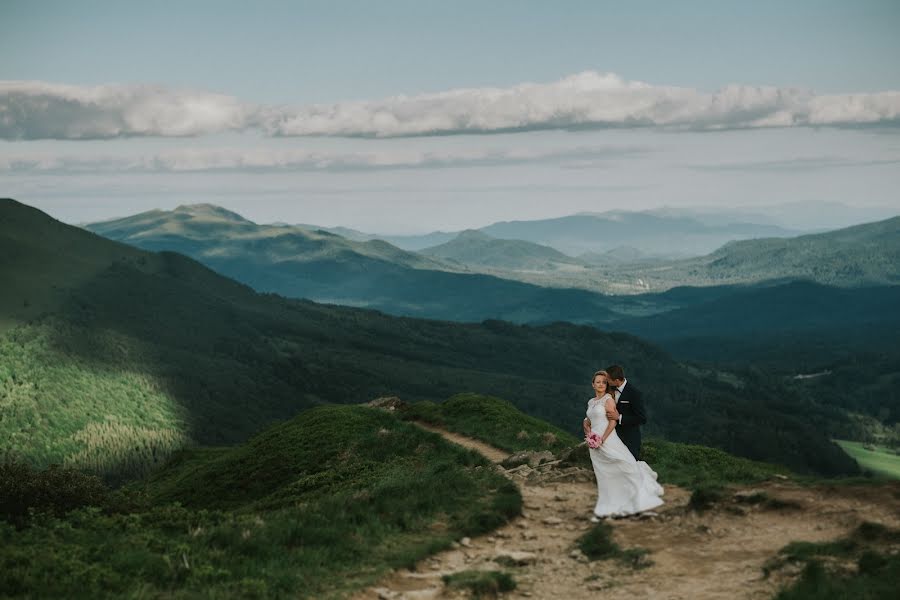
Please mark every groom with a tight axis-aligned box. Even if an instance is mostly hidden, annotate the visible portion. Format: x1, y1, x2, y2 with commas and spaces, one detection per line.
604, 365, 646, 460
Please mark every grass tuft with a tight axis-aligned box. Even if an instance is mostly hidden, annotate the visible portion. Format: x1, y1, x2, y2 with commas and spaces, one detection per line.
768, 522, 900, 598
442, 570, 516, 598
577, 521, 652, 568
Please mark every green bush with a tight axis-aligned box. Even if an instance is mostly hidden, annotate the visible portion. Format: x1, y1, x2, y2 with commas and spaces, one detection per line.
688, 486, 725, 511
577, 521, 620, 559
577, 522, 651, 567
443, 570, 516, 598
0, 460, 108, 527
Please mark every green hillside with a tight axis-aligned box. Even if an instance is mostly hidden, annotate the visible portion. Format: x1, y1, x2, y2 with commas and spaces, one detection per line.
613, 215, 900, 291
400, 393, 580, 453
1, 404, 520, 599
0, 199, 860, 479
834, 440, 900, 479
420, 229, 585, 271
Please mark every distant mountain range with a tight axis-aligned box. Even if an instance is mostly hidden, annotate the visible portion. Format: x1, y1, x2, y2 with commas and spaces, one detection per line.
300, 209, 802, 258
0, 198, 863, 478
419, 214, 900, 294
85, 204, 625, 324
479, 211, 800, 257
84, 205, 900, 327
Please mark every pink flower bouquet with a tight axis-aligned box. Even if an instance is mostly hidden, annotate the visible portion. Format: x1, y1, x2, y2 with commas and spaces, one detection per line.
586, 432, 602, 449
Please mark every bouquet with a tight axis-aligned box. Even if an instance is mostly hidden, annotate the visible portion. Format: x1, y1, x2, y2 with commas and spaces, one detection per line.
586, 432, 602, 449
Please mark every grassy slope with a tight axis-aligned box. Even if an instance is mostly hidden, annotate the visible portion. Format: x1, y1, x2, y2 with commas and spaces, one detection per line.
403, 394, 789, 489
401, 393, 580, 453
834, 441, 900, 479
0, 199, 860, 479
1, 405, 521, 599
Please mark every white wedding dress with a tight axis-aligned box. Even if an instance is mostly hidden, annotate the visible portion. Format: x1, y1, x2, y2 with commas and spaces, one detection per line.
586, 394, 664, 518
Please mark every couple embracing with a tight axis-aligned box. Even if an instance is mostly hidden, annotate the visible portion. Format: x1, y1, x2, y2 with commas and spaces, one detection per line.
582, 365, 664, 521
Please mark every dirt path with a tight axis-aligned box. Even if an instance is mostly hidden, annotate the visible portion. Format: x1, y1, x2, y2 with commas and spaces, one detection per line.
352, 425, 900, 600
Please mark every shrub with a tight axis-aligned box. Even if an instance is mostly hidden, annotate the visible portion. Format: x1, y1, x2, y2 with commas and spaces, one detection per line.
0, 460, 108, 527
443, 570, 515, 598
688, 486, 724, 511
576, 522, 652, 568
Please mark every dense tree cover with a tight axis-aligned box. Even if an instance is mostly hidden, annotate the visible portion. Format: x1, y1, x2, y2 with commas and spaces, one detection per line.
611, 281, 900, 368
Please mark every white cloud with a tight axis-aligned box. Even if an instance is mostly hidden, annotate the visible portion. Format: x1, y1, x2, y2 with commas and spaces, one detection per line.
2, 73, 899, 140
0, 81, 256, 140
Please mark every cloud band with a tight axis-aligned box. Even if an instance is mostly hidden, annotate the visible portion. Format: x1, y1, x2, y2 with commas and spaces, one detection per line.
2, 72, 899, 140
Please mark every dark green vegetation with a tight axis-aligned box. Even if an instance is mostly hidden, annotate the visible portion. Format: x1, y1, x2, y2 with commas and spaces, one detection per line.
0, 405, 521, 599
769, 522, 900, 600
577, 521, 651, 567
611, 281, 900, 369
400, 393, 579, 454
442, 570, 516, 598
0, 199, 861, 480
0, 460, 109, 528
612, 286, 900, 463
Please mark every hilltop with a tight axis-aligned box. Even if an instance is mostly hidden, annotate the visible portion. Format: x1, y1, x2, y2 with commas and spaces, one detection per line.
420, 230, 585, 271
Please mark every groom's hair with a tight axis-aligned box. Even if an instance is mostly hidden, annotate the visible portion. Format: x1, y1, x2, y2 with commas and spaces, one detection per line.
605, 365, 625, 381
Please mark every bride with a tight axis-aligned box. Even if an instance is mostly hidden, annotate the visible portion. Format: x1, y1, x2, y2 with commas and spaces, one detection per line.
583, 370, 664, 520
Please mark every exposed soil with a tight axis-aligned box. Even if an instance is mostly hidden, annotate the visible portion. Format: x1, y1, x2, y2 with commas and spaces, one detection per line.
352, 425, 900, 600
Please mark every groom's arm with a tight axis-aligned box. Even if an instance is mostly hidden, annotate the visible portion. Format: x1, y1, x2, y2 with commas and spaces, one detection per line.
619, 387, 647, 427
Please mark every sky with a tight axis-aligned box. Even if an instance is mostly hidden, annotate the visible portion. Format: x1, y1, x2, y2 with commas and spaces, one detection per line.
1, 0, 899, 233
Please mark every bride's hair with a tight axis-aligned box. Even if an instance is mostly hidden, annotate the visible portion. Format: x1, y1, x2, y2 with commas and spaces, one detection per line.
592, 370, 609, 385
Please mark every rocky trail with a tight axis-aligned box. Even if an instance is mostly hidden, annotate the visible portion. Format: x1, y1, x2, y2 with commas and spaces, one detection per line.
352, 424, 900, 600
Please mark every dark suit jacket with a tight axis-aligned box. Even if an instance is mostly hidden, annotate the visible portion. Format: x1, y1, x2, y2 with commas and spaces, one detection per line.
615, 382, 646, 458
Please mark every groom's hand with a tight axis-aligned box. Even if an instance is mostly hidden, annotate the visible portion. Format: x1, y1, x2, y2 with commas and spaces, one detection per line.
606, 405, 620, 423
